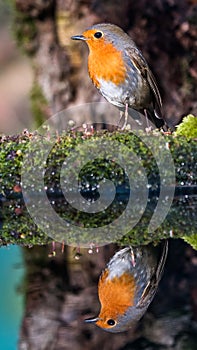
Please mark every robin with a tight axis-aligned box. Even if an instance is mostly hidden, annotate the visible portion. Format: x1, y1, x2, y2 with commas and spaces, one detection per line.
71, 23, 166, 130
85, 241, 168, 333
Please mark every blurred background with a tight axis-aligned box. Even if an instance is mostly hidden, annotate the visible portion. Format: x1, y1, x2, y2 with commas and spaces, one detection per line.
0, 1, 197, 349
0, 0, 33, 134
0, 0, 196, 135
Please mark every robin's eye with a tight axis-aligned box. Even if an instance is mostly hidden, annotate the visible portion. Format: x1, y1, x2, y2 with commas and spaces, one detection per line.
107, 319, 116, 326
94, 31, 103, 39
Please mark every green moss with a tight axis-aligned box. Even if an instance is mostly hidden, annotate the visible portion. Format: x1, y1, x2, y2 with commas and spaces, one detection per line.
30, 83, 48, 126
175, 115, 197, 139
182, 234, 197, 250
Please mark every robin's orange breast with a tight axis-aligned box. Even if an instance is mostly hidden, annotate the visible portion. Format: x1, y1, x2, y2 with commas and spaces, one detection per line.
86, 39, 127, 87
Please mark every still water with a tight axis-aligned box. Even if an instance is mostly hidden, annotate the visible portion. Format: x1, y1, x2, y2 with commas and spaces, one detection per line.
0, 241, 196, 350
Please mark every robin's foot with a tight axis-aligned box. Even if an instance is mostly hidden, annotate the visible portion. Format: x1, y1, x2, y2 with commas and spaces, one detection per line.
145, 126, 153, 133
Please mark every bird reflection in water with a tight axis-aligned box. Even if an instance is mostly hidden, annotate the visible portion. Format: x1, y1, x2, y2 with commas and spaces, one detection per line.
85, 241, 168, 333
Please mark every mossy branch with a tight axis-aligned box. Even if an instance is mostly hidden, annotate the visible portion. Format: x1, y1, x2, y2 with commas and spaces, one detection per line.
0, 117, 196, 247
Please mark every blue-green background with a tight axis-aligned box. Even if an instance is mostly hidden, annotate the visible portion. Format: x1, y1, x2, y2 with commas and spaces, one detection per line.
0, 246, 25, 350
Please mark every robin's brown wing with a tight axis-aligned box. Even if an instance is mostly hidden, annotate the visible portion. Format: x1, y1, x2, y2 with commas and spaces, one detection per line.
136, 241, 168, 309
125, 48, 163, 120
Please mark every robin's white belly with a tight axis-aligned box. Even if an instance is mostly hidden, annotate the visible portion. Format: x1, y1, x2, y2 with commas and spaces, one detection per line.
97, 78, 143, 109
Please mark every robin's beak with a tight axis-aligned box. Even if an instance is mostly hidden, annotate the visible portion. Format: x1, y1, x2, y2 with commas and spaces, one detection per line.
71, 35, 87, 41
84, 316, 100, 323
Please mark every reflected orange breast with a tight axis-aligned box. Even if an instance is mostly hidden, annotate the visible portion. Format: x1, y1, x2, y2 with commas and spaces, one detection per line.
98, 269, 136, 319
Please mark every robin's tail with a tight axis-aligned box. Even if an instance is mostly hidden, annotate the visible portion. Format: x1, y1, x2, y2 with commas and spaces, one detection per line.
155, 240, 169, 281
145, 108, 167, 130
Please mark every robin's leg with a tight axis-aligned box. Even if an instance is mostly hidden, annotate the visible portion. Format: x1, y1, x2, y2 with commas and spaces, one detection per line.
130, 247, 136, 267
119, 102, 128, 130
118, 110, 124, 128
144, 109, 152, 132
